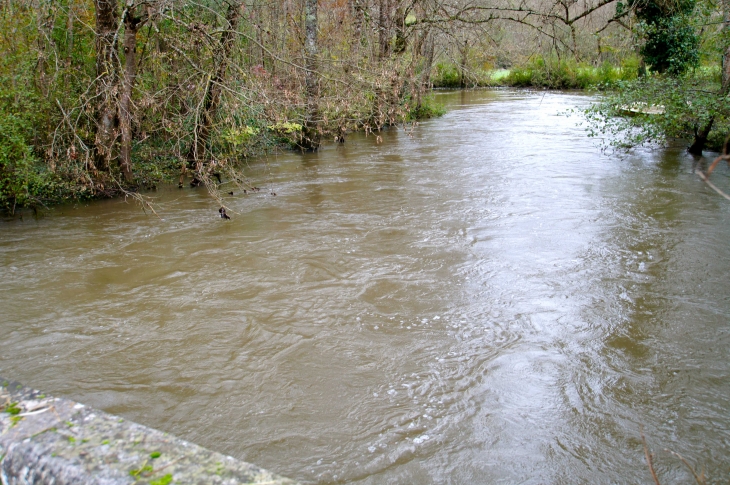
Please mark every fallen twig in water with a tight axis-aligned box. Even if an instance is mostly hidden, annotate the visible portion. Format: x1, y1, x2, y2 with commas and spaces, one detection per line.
641, 426, 661, 485
665, 449, 706, 485
695, 169, 730, 200
696, 136, 730, 201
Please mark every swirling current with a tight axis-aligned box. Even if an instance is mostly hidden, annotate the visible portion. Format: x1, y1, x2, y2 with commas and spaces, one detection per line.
1, 90, 729, 484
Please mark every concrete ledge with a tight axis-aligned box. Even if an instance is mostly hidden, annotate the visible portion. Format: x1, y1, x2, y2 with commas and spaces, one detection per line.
0, 378, 298, 485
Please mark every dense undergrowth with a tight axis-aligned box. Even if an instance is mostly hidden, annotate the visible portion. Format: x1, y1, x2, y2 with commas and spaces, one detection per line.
0, 87, 446, 214
0, 1, 448, 215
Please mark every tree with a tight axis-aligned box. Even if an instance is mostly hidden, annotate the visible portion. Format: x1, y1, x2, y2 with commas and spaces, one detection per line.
93, 0, 119, 172
629, 0, 699, 75
585, 0, 728, 154
688, 0, 730, 154
301, 0, 321, 150
119, 0, 149, 182
6, 0, 664, 213
186, 1, 241, 174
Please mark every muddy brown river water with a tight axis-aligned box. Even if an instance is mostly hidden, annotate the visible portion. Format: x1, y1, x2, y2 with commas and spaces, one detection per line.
1, 90, 729, 484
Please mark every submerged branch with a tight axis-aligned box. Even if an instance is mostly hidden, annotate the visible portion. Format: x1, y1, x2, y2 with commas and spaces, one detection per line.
696, 136, 730, 201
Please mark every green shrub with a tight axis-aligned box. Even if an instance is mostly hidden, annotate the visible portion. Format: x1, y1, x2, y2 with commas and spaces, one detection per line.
0, 110, 60, 213
432, 63, 462, 88
408, 94, 446, 120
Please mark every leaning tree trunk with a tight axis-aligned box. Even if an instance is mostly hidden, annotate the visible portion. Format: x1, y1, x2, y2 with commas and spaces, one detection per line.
689, 120, 714, 155
119, 5, 147, 182
301, 0, 320, 150
186, 2, 240, 171
688, 45, 727, 154
94, 0, 119, 171
689, 0, 729, 155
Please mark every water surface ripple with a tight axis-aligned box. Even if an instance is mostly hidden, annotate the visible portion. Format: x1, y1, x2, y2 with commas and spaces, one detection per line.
2, 90, 729, 484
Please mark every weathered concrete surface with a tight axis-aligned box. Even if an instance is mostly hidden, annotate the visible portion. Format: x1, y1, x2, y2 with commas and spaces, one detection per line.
0, 378, 298, 485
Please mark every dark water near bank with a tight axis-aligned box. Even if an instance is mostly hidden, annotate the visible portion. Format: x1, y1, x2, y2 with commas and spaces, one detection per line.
2, 90, 729, 484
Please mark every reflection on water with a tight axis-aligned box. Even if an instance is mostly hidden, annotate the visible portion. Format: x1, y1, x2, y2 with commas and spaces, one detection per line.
1, 90, 729, 484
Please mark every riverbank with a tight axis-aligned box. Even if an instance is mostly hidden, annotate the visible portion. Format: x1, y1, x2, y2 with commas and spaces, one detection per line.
0, 95, 446, 217
2, 56, 726, 216
432, 56, 723, 92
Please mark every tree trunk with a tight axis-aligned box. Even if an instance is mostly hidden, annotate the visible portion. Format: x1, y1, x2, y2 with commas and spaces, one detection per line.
35, 3, 52, 98
689, 119, 714, 155
67, 1, 74, 66
415, 31, 434, 112
722, 0, 730, 90
301, 0, 320, 150
378, 0, 390, 60
94, 0, 119, 171
350, 0, 363, 45
723, 44, 730, 94
459, 39, 468, 88
119, 4, 146, 183
186, 2, 240, 170
271, 0, 279, 77
393, 2, 405, 54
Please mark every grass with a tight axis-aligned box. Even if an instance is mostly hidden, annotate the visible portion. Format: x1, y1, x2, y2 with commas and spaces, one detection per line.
501, 56, 640, 89
430, 56, 643, 90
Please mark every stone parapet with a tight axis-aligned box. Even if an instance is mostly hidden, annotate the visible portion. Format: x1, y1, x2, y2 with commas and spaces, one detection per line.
0, 378, 298, 485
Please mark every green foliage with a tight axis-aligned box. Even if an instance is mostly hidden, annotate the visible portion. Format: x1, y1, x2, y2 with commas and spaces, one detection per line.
625, 0, 696, 20
431, 63, 502, 88
220, 125, 260, 155
264, 121, 303, 148
408, 95, 446, 120
0, 106, 59, 213
432, 63, 462, 88
628, 0, 700, 75
583, 0, 726, 153
222, 126, 259, 143
267, 122, 302, 134
0, 5, 97, 214
638, 15, 700, 75
584, 74, 728, 150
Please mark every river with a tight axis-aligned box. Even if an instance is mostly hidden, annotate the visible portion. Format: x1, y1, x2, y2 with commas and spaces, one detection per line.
1, 89, 729, 484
